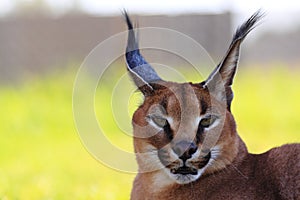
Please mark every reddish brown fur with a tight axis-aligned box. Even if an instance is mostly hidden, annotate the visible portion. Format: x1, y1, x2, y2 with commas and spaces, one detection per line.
130, 82, 300, 200
124, 11, 300, 200
138, 144, 300, 200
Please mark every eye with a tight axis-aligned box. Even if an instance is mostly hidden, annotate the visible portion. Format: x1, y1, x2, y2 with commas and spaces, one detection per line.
147, 115, 173, 140
149, 115, 167, 128
199, 115, 218, 128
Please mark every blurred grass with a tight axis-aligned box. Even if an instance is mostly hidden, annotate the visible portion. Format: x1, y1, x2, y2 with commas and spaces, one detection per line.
0, 64, 299, 199
233, 64, 300, 152
0, 70, 135, 200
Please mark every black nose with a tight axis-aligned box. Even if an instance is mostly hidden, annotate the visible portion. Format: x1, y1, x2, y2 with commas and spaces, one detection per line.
172, 141, 198, 162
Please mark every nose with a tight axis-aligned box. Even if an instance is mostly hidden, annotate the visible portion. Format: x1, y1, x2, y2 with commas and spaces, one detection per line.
172, 141, 198, 162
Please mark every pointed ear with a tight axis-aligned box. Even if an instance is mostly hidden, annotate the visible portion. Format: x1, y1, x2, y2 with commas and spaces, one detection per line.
203, 10, 264, 110
123, 11, 163, 96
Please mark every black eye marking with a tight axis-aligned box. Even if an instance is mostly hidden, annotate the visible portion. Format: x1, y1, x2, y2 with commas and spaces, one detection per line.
196, 124, 204, 143
163, 121, 173, 141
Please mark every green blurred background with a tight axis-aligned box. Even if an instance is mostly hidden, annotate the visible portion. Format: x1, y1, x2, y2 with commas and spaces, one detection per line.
1, 1, 300, 199
1, 65, 300, 199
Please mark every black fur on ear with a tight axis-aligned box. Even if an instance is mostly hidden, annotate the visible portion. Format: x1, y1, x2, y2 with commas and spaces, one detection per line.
203, 10, 264, 110
123, 10, 162, 96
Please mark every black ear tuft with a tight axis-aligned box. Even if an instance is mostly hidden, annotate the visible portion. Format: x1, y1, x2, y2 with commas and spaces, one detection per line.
232, 10, 265, 42
123, 11, 162, 96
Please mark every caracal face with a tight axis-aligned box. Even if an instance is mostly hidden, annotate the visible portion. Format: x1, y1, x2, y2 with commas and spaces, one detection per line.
132, 81, 238, 184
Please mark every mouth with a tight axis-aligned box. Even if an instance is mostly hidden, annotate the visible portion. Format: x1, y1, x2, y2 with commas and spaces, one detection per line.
170, 152, 211, 175
170, 166, 198, 175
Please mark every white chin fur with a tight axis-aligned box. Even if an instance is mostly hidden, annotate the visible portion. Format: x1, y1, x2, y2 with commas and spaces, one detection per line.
163, 167, 206, 184
172, 173, 201, 184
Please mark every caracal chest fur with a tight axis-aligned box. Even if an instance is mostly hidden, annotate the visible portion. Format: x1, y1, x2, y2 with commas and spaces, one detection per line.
123, 11, 300, 200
